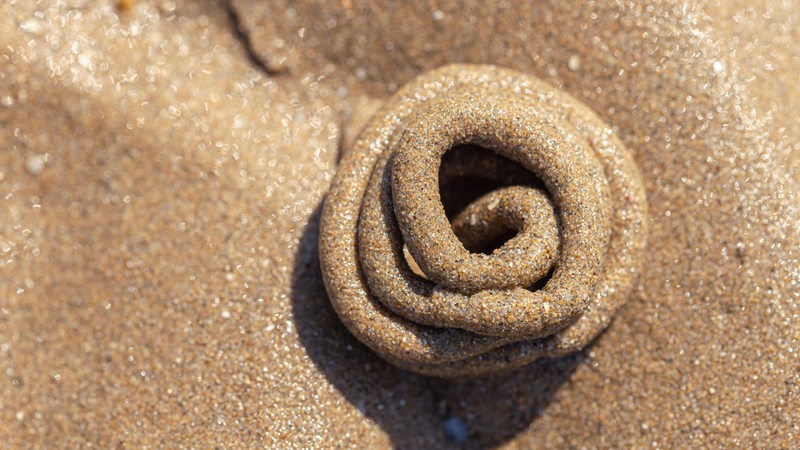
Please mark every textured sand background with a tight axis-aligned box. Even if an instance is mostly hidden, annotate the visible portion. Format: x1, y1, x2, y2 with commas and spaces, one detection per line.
1, 0, 798, 448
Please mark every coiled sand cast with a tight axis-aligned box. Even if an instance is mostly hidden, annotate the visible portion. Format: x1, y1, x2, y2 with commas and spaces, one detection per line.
320, 65, 648, 377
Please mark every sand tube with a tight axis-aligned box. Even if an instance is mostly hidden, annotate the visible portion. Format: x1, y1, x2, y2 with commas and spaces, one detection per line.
319, 65, 648, 376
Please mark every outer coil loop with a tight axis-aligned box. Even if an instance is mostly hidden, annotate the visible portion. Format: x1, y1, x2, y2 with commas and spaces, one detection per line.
319, 64, 648, 377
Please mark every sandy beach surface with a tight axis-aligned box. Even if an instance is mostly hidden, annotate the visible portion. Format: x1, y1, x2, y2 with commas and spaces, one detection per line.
1, 1, 798, 448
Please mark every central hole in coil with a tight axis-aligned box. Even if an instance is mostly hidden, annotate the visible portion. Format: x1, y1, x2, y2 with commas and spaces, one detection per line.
437, 145, 546, 255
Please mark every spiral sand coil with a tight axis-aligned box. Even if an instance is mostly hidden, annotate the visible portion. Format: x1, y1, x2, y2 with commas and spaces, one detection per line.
320, 65, 648, 376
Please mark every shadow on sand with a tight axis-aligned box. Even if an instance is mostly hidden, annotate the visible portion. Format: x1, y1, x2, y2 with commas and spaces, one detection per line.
291, 202, 589, 449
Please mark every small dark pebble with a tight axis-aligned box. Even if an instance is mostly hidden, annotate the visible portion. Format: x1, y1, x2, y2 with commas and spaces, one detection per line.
443, 416, 468, 443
